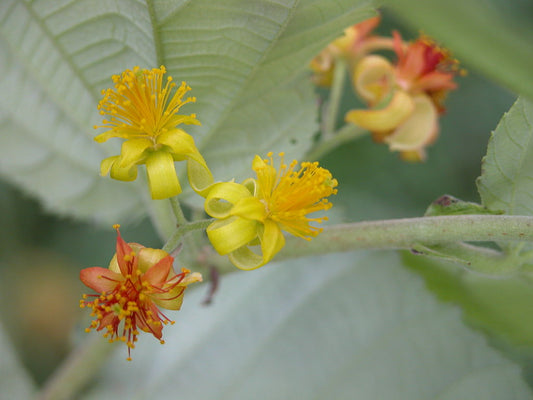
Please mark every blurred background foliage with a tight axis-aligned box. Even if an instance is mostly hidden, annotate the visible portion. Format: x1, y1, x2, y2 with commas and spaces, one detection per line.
0, 0, 526, 393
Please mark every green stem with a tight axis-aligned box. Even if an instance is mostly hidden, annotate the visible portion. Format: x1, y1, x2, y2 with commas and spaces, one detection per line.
35, 334, 115, 400
162, 218, 213, 253
169, 196, 188, 226
323, 58, 347, 138
278, 215, 533, 259
306, 123, 368, 161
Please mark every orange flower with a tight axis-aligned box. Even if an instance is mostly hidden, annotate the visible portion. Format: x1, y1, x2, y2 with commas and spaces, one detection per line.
79, 225, 202, 360
310, 16, 383, 86
393, 31, 460, 111
346, 32, 462, 161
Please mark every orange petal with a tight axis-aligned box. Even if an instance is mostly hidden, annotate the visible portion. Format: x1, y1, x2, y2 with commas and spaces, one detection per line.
80, 267, 123, 293
143, 256, 173, 288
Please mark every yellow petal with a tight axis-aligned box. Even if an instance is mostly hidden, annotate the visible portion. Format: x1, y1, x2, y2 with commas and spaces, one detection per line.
100, 156, 120, 176
384, 94, 438, 151
136, 247, 170, 273
101, 156, 138, 181
118, 138, 152, 169
157, 129, 214, 196
353, 55, 395, 105
228, 246, 267, 271
145, 151, 181, 200
205, 182, 255, 219
345, 90, 414, 131
260, 220, 285, 264
231, 197, 266, 221
206, 217, 259, 255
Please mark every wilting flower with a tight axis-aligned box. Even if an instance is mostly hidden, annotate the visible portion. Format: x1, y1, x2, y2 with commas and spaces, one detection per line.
79, 225, 202, 360
310, 16, 386, 87
94, 66, 213, 199
346, 32, 462, 161
205, 153, 338, 270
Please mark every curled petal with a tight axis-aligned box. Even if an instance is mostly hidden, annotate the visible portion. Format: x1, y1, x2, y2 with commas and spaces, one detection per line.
229, 246, 267, 271
80, 267, 123, 293
206, 217, 259, 255
231, 197, 266, 221
384, 94, 438, 152
145, 151, 181, 200
205, 182, 255, 219
118, 138, 152, 169
353, 55, 395, 105
157, 129, 214, 196
100, 156, 138, 182
345, 90, 414, 132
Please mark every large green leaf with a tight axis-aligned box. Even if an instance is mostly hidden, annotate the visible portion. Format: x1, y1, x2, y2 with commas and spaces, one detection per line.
81, 252, 532, 400
383, 0, 533, 101
0, 0, 375, 224
477, 97, 533, 215
0, 319, 35, 399
403, 250, 533, 351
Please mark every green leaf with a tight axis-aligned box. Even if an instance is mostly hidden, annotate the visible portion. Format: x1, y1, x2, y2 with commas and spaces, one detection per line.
81, 252, 532, 399
403, 250, 533, 351
424, 194, 503, 217
0, 319, 35, 399
383, 0, 533, 101
0, 0, 375, 224
477, 97, 533, 215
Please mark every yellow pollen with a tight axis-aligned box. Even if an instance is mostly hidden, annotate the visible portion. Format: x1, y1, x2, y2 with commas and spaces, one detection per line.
94, 66, 198, 141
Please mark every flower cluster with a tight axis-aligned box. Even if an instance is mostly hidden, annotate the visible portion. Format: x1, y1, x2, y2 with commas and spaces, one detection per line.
311, 17, 463, 161
80, 226, 202, 359
86, 66, 337, 356
204, 153, 338, 270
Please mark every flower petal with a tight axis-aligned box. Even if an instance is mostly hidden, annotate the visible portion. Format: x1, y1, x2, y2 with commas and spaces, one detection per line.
118, 138, 152, 169
353, 55, 395, 105
206, 216, 259, 255
345, 90, 415, 132
205, 182, 255, 219
115, 229, 135, 277
145, 151, 182, 200
157, 129, 214, 196
231, 197, 266, 221
101, 156, 137, 181
80, 267, 123, 293
137, 247, 172, 274
384, 94, 438, 151
143, 255, 173, 288
260, 219, 285, 264
228, 246, 266, 271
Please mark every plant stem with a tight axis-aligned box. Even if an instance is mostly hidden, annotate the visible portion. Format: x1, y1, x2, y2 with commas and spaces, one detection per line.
278, 215, 533, 259
306, 123, 368, 160
169, 196, 188, 226
323, 58, 347, 138
36, 334, 114, 400
162, 218, 213, 253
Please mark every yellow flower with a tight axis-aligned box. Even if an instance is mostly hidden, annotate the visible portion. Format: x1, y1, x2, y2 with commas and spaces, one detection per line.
94, 66, 213, 199
205, 153, 338, 270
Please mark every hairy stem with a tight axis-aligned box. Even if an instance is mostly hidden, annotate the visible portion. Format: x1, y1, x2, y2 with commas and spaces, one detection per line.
162, 218, 213, 253
279, 215, 533, 259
